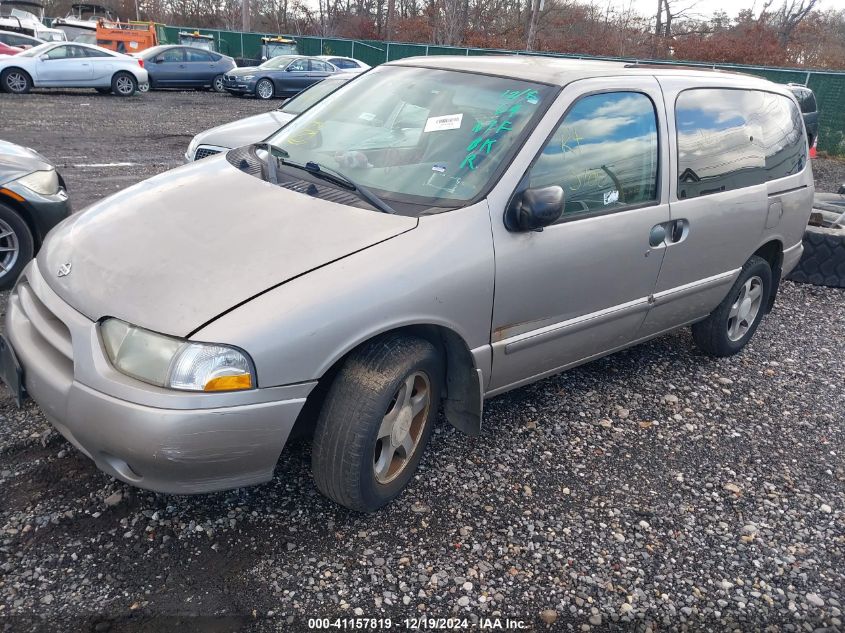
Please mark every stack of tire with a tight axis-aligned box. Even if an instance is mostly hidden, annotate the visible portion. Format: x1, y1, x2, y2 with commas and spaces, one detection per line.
788, 186, 845, 289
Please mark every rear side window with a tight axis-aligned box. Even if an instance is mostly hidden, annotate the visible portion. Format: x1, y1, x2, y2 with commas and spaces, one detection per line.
799, 91, 817, 114
527, 91, 659, 219
757, 91, 806, 181
676, 88, 804, 199
331, 58, 357, 69
186, 49, 212, 62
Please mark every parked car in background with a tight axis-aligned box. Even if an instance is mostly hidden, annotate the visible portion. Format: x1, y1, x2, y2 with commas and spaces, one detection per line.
0, 29, 42, 49
0, 41, 147, 95
788, 83, 819, 153
186, 74, 355, 161
314, 55, 369, 72
0, 40, 21, 55
136, 45, 236, 93
0, 57, 812, 513
223, 55, 342, 100
0, 140, 70, 290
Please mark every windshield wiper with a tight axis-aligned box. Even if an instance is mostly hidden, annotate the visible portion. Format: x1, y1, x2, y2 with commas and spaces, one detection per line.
256, 143, 395, 214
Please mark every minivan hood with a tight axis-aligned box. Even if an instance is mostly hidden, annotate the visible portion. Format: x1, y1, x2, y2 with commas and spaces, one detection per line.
38, 157, 417, 336
195, 111, 295, 151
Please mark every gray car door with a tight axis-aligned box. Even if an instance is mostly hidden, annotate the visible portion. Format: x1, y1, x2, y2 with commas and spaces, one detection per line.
486, 77, 671, 393
184, 48, 216, 86
152, 47, 186, 86
282, 58, 310, 93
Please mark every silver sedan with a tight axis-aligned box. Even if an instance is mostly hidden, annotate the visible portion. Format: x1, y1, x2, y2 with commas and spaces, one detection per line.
0, 41, 148, 96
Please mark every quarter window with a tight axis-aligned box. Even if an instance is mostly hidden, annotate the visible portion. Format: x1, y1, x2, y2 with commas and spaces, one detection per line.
676, 88, 804, 199
527, 92, 659, 218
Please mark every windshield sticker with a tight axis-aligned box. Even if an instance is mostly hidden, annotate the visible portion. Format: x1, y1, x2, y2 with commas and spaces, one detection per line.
458, 87, 539, 171
358, 112, 376, 121
603, 189, 620, 205
424, 113, 463, 133
432, 163, 447, 173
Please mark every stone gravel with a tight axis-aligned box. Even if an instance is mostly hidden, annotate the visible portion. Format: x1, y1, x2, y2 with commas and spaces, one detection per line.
0, 90, 843, 632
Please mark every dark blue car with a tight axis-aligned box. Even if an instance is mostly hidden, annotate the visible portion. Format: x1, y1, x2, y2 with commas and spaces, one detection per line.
137, 45, 237, 93
222, 55, 341, 100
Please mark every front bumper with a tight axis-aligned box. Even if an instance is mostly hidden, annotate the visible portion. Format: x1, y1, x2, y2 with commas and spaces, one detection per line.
0, 182, 71, 243
2, 260, 314, 494
223, 78, 256, 94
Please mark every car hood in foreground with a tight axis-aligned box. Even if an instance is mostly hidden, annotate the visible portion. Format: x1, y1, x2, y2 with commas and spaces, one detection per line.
0, 140, 54, 186
38, 157, 417, 336
195, 111, 296, 151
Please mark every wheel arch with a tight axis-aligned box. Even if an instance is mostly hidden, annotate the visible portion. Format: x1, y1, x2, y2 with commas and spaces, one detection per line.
753, 238, 784, 312
291, 323, 483, 440
0, 194, 42, 247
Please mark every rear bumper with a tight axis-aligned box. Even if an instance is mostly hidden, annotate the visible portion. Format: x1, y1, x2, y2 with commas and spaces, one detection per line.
4, 260, 313, 494
782, 241, 803, 278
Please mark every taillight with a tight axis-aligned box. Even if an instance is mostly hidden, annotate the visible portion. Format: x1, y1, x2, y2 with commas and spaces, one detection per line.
138, 59, 144, 68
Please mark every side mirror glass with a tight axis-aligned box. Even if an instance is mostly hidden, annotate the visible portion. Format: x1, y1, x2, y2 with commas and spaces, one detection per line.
504, 186, 564, 232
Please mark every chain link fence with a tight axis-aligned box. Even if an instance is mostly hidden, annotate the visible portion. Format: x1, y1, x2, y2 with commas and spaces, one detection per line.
153, 26, 845, 155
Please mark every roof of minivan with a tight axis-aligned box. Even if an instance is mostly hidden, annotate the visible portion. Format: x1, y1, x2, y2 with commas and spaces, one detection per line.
387, 55, 776, 88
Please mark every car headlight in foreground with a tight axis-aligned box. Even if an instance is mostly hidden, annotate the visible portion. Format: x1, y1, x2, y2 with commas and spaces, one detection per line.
15, 169, 59, 196
100, 318, 255, 391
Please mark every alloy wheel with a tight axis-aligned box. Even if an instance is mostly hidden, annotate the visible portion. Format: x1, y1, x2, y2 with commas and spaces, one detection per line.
6, 72, 27, 93
373, 371, 431, 484
0, 218, 20, 279
138, 82, 150, 93
727, 275, 763, 341
213, 76, 224, 92
256, 80, 273, 99
115, 76, 134, 95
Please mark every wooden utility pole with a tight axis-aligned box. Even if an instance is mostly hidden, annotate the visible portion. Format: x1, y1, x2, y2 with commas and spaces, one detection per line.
242, 0, 251, 32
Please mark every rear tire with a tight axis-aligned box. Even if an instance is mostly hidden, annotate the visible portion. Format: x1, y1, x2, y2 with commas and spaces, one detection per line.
311, 334, 442, 512
692, 255, 772, 357
1, 68, 31, 94
0, 202, 34, 291
111, 72, 137, 97
787, 225, 845, 288
212, 74, 225, 92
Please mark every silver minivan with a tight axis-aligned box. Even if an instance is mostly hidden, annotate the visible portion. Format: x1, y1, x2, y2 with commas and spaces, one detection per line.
0, 56, 813, 512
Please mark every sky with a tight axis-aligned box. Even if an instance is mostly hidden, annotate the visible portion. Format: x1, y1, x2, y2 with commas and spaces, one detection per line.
608, 0, 845, 20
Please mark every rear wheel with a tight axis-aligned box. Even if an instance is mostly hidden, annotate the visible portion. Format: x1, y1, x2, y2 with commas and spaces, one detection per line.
138, 81, 150, 93
255, 78, 274, 100
111, 72, 137, 97
212, 74, 225, 93
1, 68, 31, 94
0, 202, 34, 290
692, 255, 772, 357
311, 334, 442, 512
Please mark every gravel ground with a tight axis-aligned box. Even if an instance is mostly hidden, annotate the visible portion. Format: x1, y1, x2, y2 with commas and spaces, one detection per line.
0, 90, 844, 633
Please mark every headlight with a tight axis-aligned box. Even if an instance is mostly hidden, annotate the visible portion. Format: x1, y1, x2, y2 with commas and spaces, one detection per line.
100, 318, 255, 392
16, 169, 59, 195
241, 75, 255, 81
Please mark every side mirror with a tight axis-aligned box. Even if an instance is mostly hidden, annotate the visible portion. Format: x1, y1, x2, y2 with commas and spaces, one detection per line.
39, 54, 49, 61
504, 186, 564, 232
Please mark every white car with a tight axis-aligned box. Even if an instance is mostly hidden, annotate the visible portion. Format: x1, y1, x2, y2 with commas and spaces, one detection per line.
0, 41, 148, 96
315, 55, 370, 72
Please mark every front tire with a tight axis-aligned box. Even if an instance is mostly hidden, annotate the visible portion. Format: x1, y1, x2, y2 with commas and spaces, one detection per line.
111, 72, 137, 97
0, 202, 34, 290
311, 334, 443, 512
1, 68, 31, 94
255, 78, 274, 100
692, 255, 772, 357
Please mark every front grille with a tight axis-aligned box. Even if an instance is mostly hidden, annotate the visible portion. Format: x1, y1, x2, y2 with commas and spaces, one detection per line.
194, 147, 222, 161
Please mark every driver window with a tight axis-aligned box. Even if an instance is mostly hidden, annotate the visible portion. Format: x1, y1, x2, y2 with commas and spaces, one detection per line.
528, 91, 658, 219
157, 48, 184, 63
45, 45, 70, 59
287, 59, 308, 72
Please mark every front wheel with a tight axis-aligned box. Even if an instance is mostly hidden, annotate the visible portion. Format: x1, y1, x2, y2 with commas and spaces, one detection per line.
111, 72, 137, 97
1, 68, 31, 94
692, 255, 772, 357
311, 334, 442, 512
255, 78, 274, 100
0, 202, 34, 290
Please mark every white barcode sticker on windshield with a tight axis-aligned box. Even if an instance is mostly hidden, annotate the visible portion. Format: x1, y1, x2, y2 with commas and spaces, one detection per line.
424, 113, 463, 133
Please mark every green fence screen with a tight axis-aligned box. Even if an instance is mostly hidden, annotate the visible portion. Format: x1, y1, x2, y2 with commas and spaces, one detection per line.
152, 26, 845, 155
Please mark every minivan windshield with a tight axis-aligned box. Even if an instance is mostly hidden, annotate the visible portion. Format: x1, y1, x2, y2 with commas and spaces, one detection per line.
266, 65, 554, 210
